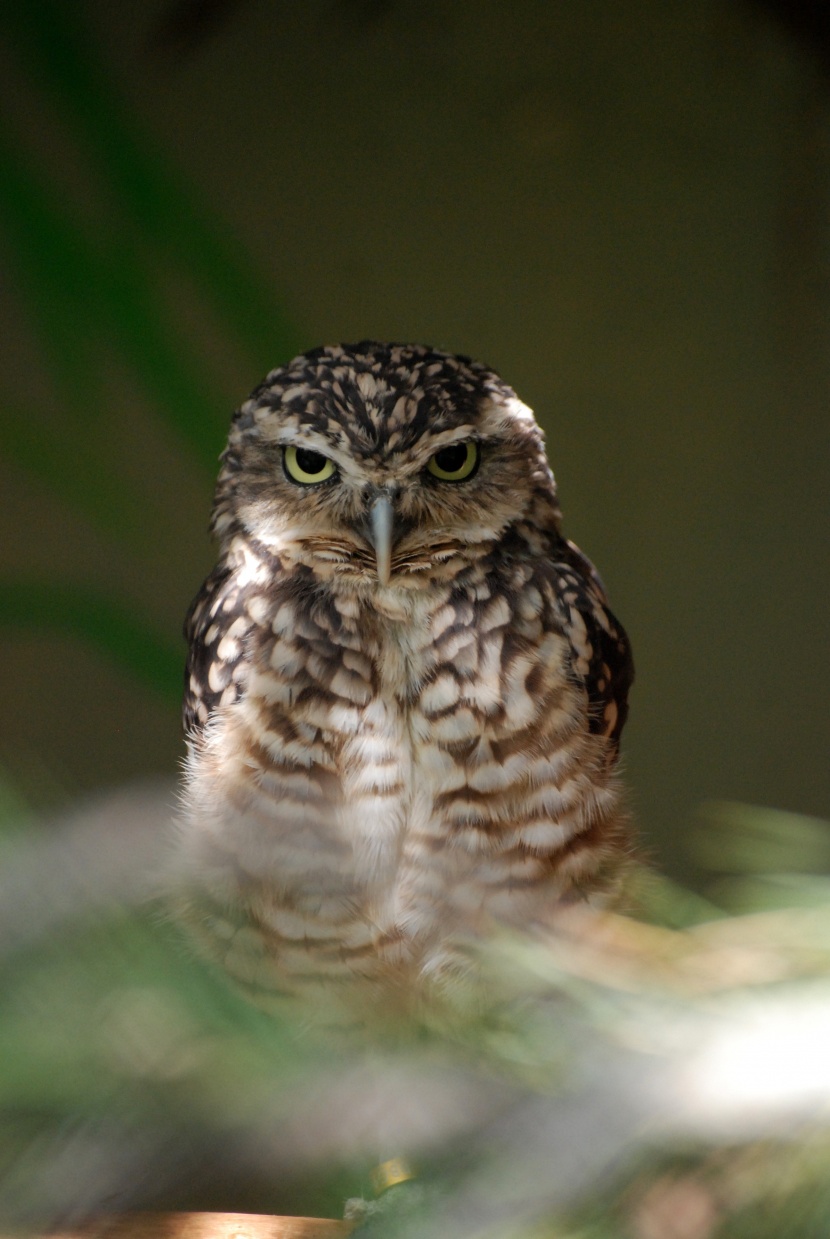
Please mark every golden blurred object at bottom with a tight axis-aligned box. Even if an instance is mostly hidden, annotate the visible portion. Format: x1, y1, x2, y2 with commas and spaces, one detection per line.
40, 1212, 353, 1239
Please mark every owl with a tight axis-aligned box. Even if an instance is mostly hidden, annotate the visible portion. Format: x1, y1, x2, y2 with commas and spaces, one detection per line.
176, 342, 633, 1035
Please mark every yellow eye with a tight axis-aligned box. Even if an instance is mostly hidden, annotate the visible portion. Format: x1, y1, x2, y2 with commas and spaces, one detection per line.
427, 441, 480, 482
283, 444, 337, 485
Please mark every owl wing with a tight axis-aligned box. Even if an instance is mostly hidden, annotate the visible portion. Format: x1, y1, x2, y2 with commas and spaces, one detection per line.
551, 539, 634, 755
182, 560, 253, 738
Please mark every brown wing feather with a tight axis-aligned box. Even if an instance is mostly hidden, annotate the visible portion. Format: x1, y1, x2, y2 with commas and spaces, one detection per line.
551, 539, 634, 755
182, 560, 252, 738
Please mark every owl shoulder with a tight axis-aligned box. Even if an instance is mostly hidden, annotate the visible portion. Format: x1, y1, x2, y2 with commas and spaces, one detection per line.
182, 557, 259, 738
546, 538, 634, 753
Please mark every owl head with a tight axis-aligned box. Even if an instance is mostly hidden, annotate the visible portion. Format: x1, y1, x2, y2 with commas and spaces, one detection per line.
212, 342, 561, 586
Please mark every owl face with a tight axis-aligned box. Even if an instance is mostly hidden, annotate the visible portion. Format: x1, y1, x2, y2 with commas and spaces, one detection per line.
213, 342, 560, 587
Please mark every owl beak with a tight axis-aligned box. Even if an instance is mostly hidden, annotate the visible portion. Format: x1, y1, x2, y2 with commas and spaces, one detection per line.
368, 492, 394, 586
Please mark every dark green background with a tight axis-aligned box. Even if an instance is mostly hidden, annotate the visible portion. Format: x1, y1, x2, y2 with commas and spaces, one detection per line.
1, 0, 828, 874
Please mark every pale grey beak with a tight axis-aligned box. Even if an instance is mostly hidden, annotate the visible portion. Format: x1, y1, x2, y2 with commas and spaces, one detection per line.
368, 493, 394, 586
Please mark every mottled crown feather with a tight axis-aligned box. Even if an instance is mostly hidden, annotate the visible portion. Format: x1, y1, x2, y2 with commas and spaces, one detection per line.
231, 341, 526, 449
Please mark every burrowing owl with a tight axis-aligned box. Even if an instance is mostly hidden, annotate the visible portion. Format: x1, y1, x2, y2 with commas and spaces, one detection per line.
176, 342, 633, 1033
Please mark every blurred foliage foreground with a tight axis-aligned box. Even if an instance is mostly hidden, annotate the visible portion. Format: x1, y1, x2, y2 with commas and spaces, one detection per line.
1, 783, 830, 1239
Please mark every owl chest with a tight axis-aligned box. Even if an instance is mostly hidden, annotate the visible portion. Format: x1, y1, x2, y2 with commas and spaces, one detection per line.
256, 582, 512, 801
241, 579, 578, 932
256, 586, 452, 836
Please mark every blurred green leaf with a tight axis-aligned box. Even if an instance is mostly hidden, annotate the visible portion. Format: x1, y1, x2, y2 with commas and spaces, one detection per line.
0, 137, 229, 472
0, 0, 302, 376
0, 0, 305, 695
0, 401, 151, 548
692, 800, 830, 876
0, 581, 182, 700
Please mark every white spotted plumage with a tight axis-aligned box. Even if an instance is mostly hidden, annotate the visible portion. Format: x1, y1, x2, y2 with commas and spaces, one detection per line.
175, 342, 634, 1034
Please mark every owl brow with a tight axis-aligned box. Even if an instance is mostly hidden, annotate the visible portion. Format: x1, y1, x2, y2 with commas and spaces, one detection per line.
272, 428, 340, 455
411, 428, 483, 458
288, 432, 394, 482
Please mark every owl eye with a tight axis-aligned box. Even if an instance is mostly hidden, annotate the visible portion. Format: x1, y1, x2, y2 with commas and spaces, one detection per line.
427, 441, 480, 482
283, 445, 337, 485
